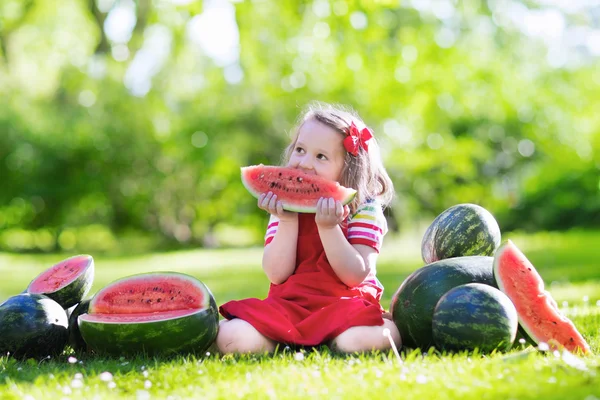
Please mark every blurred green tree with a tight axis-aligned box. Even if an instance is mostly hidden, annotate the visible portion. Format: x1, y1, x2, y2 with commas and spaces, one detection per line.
0, 0, 598, 253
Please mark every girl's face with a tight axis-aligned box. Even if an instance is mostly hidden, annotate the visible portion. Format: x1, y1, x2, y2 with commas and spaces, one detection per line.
287, 118, 346, 182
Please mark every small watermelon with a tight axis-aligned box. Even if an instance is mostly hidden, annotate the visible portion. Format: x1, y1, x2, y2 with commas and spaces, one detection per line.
390, 256, 496, 350
241, 164, 356, 213
421, 203, 501, 264
493, 240, 591, 354
78, 272, 219, 356
27, 255, 95, 309
0, 293, 68, 359
432, 283, 518, 353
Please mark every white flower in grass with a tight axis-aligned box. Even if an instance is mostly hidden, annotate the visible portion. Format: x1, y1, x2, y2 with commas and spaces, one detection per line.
68, 356, 78, 364
294, 352, 305, 361
142, 370, 149, 378
108, 382, 117, 389
538, 342, 550, 352
99, 371, 114, 382
74, 373, 83, 380
62, 386, 72, 395
144, 380, 152, 389
416, 374, 427, 384
136, 390, 151, 400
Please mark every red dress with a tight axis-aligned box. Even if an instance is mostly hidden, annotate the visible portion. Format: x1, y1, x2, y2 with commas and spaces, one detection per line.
219, 212, 385, 346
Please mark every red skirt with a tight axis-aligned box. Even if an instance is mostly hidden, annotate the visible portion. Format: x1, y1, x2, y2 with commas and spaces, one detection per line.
219, 214, 384, 346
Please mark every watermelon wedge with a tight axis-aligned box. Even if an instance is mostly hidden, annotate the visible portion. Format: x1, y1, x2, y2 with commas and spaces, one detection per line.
493, 240, 591, 354
241, 164, 356, 213
27, 255, 95, 309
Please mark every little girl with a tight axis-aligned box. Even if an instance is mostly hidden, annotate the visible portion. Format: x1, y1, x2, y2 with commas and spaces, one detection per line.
217, 102, 401, 354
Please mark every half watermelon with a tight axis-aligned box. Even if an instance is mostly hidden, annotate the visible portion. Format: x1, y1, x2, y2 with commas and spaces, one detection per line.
78, 272, 218, 356
27, 255, 95, 309
241, 164, 356, 213
493, 240, 591, 354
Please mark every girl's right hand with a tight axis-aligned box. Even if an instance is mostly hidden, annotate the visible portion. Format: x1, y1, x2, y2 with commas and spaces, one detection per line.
258, 192, 297, 222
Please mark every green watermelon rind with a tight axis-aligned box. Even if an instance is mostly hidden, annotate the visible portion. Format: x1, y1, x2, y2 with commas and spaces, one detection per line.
391, 256, 496, 350
421, 203, 501, 264
27, 255, 95, 309
241, 165, 357, 213
78, 307, 218, 356
0, 293, 69, 359
432, 283, 518, 353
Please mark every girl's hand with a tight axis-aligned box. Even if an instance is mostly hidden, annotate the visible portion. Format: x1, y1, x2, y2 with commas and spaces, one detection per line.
315, 197, 350, 229
258, 192, 297, 222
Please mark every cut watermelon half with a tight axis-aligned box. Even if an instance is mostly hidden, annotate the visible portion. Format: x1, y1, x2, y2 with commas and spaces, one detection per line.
79, 272, 219, 355
241, 164, 356, 213
493, 240, 591, 354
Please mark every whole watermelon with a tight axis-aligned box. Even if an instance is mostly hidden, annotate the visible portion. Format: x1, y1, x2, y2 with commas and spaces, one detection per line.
432, 283, 518, 353
421, 203, 501, 264
0, 293, 69, 359
390, 256, 495, 350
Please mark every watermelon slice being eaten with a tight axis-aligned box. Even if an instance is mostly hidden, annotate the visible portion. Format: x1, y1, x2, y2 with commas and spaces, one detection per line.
241, 164, 356, 213
493, 240, 591, 354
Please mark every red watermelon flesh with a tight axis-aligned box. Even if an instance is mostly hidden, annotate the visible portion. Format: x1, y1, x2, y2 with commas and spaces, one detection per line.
241, 164, 356, 213
89, 272, 208, 315
493, 240, 591, 354
28, 255, 93, 294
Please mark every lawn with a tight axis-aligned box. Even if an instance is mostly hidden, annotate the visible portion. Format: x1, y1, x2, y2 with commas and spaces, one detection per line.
0, 230, 599, 399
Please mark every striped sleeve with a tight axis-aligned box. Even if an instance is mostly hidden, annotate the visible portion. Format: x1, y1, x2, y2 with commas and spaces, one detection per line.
346, 200, 388, 252
264, 215, 280, 246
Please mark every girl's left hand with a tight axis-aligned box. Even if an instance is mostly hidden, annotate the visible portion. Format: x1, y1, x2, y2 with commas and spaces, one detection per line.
315, 197, 350, 229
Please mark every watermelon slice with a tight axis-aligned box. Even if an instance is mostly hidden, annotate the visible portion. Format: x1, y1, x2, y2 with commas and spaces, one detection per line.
493, 240, 591, 354
78, 272, 218, 355
241, 164, 356, 213
27, 255, 95, 309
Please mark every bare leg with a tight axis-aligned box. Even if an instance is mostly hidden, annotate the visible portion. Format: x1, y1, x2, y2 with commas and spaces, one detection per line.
330, 319, 401, 353
216, 319, 277, 355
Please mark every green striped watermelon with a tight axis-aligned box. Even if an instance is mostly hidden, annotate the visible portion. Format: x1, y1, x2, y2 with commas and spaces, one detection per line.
390, 256, 496, 349
421, 203, 501, 264
0, 293, 68, 359
493, 240, 591, 354
78, 272, 218, 355
241, 164, 356, 213
27, 255, 95, 309
432, 283, 518, 353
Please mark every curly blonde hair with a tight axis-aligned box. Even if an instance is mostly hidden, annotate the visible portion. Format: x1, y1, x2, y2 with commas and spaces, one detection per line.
282, 101, 394, 214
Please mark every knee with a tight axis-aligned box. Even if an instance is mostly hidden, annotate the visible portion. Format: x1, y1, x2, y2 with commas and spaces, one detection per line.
216, 319, 275, 354
331, 321, 402, 354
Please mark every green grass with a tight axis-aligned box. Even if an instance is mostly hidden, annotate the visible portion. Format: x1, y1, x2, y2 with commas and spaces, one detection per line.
1, 229, 600, 399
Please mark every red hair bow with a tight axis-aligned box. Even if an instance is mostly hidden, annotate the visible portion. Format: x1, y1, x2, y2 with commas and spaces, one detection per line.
343, 122, 373, 156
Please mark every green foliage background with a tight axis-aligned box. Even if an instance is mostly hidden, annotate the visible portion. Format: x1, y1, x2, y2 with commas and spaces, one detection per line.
1, 0, 599, 253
